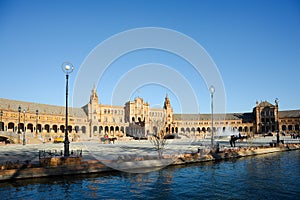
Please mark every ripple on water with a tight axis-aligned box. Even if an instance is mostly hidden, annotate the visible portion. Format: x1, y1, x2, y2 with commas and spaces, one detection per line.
0, 150, 299, 199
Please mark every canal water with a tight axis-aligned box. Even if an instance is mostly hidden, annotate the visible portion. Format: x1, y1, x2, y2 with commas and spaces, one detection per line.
0, 150, 299, 200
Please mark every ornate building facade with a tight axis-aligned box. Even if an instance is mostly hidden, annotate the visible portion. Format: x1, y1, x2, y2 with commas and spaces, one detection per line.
0, 89, 299, 143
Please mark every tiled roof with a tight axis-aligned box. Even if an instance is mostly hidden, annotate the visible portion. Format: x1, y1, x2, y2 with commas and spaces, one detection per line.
229, 113, 255, 122
173, 114, 204, 121
173, 113, 254, 122
279, 110, 300, 118
0, 98, 87, 118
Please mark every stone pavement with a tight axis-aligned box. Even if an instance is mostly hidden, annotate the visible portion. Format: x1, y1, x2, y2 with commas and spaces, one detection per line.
0, 136, 296, 165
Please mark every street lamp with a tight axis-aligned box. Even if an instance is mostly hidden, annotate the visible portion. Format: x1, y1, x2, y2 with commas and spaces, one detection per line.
23, 109, 26, 145
0, 110, 3, 131
209, 85, 215, 147
18, 106, 21, 134
36, 110, 39, 135
61, 62, 74, 157
275, 98, 280, 143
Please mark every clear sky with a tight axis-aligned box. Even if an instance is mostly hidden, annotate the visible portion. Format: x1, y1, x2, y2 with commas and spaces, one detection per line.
0, 0, 299, 114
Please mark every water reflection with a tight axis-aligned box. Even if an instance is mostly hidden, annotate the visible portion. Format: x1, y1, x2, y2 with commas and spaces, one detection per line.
0, 151, 299, 199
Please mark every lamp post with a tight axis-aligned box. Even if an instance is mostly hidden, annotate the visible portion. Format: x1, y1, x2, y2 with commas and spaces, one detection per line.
62, 62, 74, 157
209, 85, 215, 147
36, 110, 39, 136
0, 110, 3, 131
18, 106, 21, 134
17, 106, 21, 144
23, 109, 26, 145
275, 98, 280, 143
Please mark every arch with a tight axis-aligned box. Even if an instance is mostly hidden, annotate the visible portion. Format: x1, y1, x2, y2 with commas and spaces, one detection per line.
250, 126, 253, 132
99, 126, 103, 133
282, 125, 286, 131
295, 125, 299, 131
288, 125, 293, 131
175, 127, 178, 133
202, 127, 206, 132
81, 126, 86, 134
75, 126, 79, 133
212, 127, 217, 132
121, 126, 125, 133
116, 126, 120, 131
191, 127, 195, 133
8, 122, 14, 132
27, 123, 34, 132
0, 122, 4, 131
207, 127, 211, 132
132, 117, 135, 123
104, 126, 109, 133
197, 127, 201, 133
93, 126, 97, 133
52, 125, 58, 133
110, 126, 114, 133
45, 124, 50, 133
37, 124, 42, 133
171, 127, 175, 133
19, 123, 25, 132
65, 125, 71, 133
244, 126, 249, 132
181, 127, 185, 133
238, 127, 243, 132
60, 125, 65, 133
166, 127, 169, 133
186, 127, 190, 133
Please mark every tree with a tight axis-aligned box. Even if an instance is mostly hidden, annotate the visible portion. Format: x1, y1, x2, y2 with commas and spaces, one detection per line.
149, 130, 167, 158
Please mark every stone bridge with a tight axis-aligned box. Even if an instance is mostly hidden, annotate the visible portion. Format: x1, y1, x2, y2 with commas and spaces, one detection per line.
0, 131, 21, 144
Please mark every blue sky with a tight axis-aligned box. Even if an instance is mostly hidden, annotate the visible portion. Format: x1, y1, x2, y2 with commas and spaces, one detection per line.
0, 0, 299, 114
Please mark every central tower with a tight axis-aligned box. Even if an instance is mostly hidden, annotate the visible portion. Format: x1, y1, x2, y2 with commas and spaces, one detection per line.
163, 94, 174, 134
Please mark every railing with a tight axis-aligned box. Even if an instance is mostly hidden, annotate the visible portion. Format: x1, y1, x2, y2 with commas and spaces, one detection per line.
283, 139, 300, 144
0, 131, 17, 137
39, 149, 82, 159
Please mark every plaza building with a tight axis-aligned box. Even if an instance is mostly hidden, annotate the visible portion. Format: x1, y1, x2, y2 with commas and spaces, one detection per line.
0, 88, 299, 143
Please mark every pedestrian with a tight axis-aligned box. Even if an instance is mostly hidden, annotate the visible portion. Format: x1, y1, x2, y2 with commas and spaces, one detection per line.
230, 135, 236, 147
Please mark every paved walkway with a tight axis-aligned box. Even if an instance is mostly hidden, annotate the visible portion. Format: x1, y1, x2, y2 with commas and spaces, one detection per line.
0, 136, 298, 165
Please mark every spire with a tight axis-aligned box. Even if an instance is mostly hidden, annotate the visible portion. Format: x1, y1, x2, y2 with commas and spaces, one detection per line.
90, 86, 98, 103
137, 88, 141, 98
92, 83, 96, 93
164, 93, 170, 109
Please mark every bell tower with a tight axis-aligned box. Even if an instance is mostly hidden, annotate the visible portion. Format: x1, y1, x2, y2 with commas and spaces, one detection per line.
90, 86, 98, 104
89, 86, 99, 124
163, 94, 174, 134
